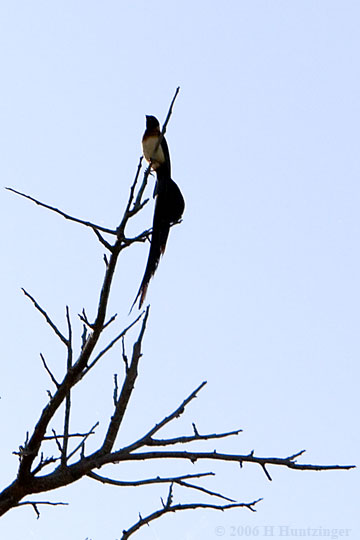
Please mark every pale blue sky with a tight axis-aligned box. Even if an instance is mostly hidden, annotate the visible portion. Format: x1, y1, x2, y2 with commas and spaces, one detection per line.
0, 2, 359, 539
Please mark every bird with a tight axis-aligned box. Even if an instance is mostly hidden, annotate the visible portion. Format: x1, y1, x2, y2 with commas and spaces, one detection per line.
130, 115, 185, 311
142, 115, 171, 176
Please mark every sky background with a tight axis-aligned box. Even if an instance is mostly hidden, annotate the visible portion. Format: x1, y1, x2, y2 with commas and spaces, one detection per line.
0, 1, 359, 539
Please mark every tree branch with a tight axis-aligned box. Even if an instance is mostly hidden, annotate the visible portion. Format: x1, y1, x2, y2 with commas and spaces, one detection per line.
16, 500, 68, 519
108, 449, 355, 476
87, 469, 234, 502
121, 380, 207, 453
82, 312, 143, 377
99, 307, 150, 455
39, 353, 59, 388
145, 428, 243, 447
22, 289, 68, 346
121, 494, 261, 539
61, 306, 73, 465
6, 187, 117, 235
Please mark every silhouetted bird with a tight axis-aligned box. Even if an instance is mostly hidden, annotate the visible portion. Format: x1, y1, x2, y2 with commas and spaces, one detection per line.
130, 115, 185, 310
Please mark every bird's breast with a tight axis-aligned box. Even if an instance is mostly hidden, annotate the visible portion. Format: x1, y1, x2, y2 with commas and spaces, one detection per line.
142, 135, 165, 169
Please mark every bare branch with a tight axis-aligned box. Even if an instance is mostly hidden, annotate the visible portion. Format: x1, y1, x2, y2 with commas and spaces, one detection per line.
157, 86, 180, 152
62, 306, 73, 465
102, 313, 118, 330
121, 336, 129, 371
286, 449, 306, 461
39, 353, 59, 388
175, 480, 235, 502
78, 308, 93, 329
261, 463, 272, 481
122, 229, 151, 247
113, 374, 119, 406
51, 430, 63, 455
22, 289, 68, 346
121, 495, 261, 539
117, 156, 144, 227
67, 422, 100, 461
88, 471, 234, 502
110, 449, 355, 475
121, 381, 207, 453
16, 500, 68, 519
82, 312, 144, 376
43, 429, 97, 440
31, 455, 59, 475
6, 187, 117, 235
100, 307, 150, 454
145, 428, 243, 447
164, 483, 173, 507
87, 471, 214, 487
92, 227, 113, 250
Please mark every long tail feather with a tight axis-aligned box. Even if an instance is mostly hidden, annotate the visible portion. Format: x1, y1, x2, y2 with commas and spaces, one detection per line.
130, 166, 185, 312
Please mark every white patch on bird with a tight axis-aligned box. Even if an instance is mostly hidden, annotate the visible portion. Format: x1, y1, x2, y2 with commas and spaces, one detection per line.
142, 135, 165, 169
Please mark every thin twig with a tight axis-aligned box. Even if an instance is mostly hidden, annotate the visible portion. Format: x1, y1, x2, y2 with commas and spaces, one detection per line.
88, 472, 236, 503
22, 289, 68, 346
102, 313, 118, 330
6, 187, 116, 235
121, 381, 207, 453
121, 336, 129, 371
87, 471, 214, 487
110, 449, 356, 475
88, 471, 236, 503
81, 313, 143, 377
176, 480, 235, 502
145, 428, 243, 447
39, 353, 59, 388
16, 500, 68, 519
113, 374, 119, 406
67, 422, 100, 461
121, 497, 261, 539
51, 430, 63, 455
62, 306, 73, 465
92, 227, 113, 250
31, 455, 59, 475
100, 307, 150, 454
118, 157, 144, 227
43, 430, 97, 440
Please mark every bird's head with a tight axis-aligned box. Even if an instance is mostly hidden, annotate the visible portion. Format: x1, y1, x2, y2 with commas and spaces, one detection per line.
145, 115, 160, 130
